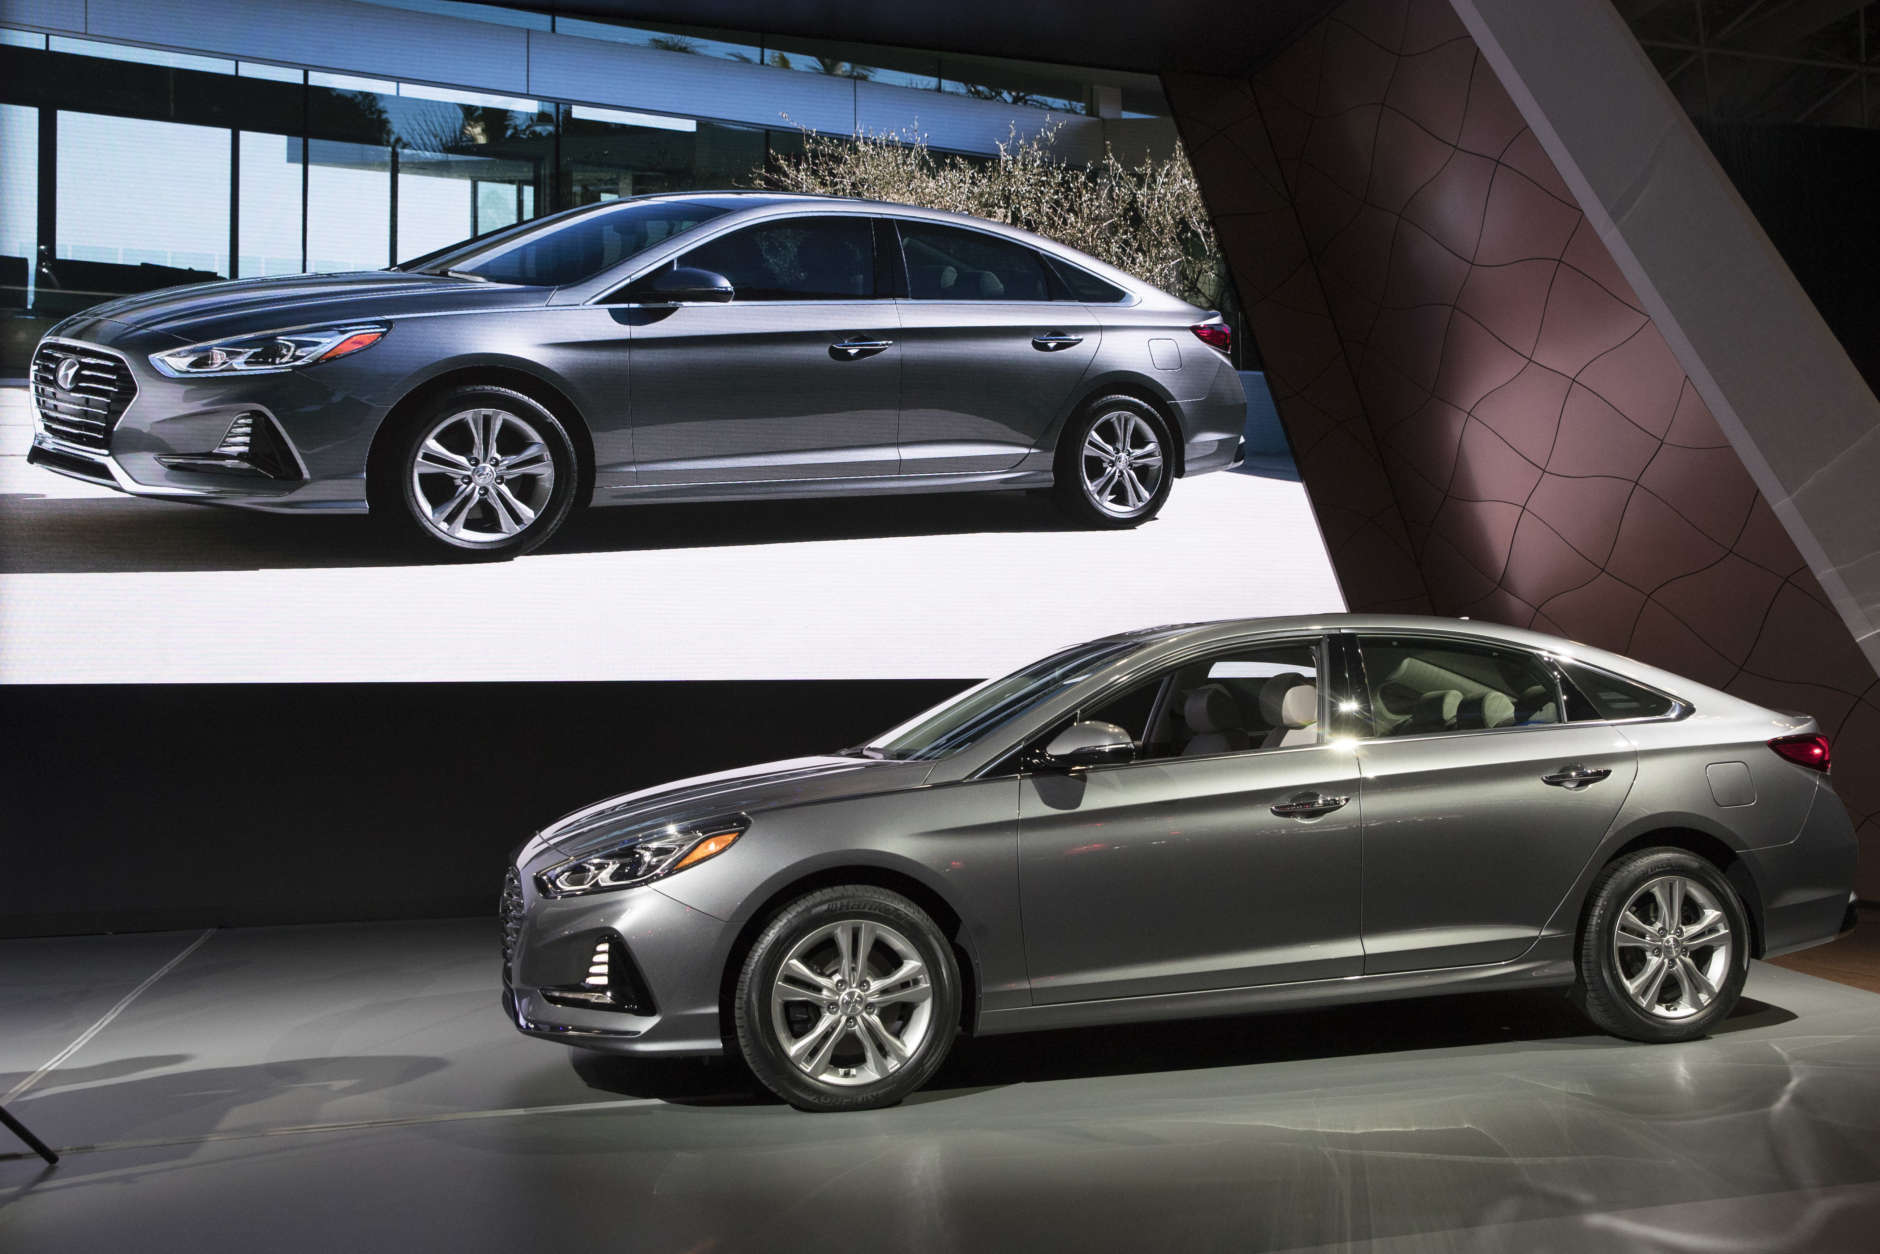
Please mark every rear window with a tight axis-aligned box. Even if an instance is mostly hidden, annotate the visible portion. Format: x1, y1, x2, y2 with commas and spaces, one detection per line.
1559, 662, 1680, 721
897, 221, 1053, 301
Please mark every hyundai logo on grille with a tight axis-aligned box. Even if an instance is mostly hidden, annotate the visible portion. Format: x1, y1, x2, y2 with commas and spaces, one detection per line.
55, 356, 81, 391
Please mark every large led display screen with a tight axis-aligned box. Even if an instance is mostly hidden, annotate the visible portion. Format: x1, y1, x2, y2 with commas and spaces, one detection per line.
0, 39, 1344, 685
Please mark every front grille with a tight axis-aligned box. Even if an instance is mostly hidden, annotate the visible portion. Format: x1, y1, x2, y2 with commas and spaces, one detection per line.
500, 864, 524, 969
31, 341, 137, 451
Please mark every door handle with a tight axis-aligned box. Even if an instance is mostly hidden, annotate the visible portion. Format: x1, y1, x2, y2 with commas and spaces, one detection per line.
1270, 791, 1350, 819
1031, 333, 1085, 351
830, 337, 893, 360
1541, 764, 1612, 790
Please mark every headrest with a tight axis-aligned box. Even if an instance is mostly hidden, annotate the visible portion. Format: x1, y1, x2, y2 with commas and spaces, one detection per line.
937, 264, 958, 290
973, 270, 1004, 298
1412, 690, 1461, 730
1258, 673, 1316, 729
1183, 684, 1241, 734
1457, 691, 1515, 729
1263, 676, 1308, 725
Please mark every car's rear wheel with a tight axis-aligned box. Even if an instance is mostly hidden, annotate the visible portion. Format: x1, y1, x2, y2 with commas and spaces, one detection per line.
1574, 848, 1749, 1043
733, 886, 960, 1111
376, 384, 579, 560
1053, 394, 1174, 528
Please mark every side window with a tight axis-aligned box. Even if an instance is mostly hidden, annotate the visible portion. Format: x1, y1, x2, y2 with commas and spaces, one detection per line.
897, 221, 1054, 301
1117, 640, 1323, 762
672, 215, 874, 301
1358, 636, 1560, 737
1043, 255, 1128, 303
1558, 661, 1680, 722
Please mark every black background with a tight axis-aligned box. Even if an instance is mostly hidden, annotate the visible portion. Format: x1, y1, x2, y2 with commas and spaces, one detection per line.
0, 679, 962, 937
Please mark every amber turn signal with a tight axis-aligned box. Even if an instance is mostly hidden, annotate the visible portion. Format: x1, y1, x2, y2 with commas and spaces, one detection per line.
674, 829, 742, 871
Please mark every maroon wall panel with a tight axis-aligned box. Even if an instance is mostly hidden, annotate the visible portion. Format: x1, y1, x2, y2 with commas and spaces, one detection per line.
1166, 0, 1880, 894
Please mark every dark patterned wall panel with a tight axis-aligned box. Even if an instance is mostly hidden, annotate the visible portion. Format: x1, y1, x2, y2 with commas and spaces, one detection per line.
1167, 0, 1880, 894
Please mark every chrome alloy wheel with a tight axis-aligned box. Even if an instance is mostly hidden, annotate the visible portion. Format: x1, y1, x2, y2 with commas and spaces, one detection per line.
1613, 874, 1734, 1020
409, 406, 556, 545
769, 919, 934, 1087
1080, 410, 1165, 517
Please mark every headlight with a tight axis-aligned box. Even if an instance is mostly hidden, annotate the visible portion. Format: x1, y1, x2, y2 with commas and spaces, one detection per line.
149, 325, 388, 377
535, 818, 747, 899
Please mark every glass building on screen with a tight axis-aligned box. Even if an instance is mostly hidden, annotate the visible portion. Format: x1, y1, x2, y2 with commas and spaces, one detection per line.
0, 0, 1179, 371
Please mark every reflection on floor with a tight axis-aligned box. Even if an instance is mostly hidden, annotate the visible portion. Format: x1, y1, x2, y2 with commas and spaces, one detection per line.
4, 919, 1880, 1252
1772, 904, 1880, 994
0, 386, 1342, 684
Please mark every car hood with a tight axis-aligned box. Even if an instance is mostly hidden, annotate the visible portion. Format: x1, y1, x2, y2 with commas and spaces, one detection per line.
55, 271, 553, 346
529, 754, 932, 861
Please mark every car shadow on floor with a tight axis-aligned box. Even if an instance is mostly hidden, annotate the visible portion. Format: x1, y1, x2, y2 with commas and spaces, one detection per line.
0, 488, 1091, 575
568, 989, 1799, 1109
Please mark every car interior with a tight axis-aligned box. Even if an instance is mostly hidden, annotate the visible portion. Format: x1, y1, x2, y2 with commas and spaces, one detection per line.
899, 223, 1053, 301
1070, 642, 1324, 762
679, 218, 873, 301
1359, 638, 1561, 736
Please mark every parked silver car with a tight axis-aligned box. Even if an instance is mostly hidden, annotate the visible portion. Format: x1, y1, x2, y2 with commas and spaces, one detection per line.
27, 193, 1246, 557
502, 615, 1859, 1110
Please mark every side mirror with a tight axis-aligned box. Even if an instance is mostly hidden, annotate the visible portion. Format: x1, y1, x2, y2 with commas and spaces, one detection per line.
1038, 720, 1135, 771
648, 266, 734, 304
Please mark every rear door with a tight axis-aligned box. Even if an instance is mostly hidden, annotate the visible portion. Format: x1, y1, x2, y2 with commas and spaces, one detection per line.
624, 213, 901, 485
888, 218, 1099, 476
1349, 633, 1638, 973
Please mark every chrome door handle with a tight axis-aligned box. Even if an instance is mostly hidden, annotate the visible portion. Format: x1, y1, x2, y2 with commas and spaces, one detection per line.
830, 337, 894, 359
1270, 792, 1350, 819
1031, 333, 1085, 351
1542, 765, 1612, 790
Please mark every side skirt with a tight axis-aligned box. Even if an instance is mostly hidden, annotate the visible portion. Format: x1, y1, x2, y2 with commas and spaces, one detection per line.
974, 941, 1578, 1037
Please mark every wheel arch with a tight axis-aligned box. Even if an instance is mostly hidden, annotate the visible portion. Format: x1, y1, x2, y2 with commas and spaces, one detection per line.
715, 859, 983, 1047
366, 362, 597, 511
1592, 826, 1769, 958
1055, 374, 1188, 478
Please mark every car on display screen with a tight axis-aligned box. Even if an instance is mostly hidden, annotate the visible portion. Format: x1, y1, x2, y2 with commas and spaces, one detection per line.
501, 614, 1859, 1111
26, 193, 1246, 558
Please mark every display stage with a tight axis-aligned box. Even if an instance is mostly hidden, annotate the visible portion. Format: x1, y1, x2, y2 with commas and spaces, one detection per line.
5, 919, 1880, 1252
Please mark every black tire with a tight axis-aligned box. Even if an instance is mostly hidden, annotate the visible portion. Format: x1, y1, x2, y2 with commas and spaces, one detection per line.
371, 384, 580, 561
733, 886, 961, 1112
1574, 848, 1750, 1043
1052, 393, 1176, 528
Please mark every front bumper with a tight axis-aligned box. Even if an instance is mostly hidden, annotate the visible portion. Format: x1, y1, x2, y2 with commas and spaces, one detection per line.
26, 334, 376, 513
501, 852, 733, 1056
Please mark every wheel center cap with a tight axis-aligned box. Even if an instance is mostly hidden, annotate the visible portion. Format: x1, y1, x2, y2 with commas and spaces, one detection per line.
838, 989, 865, 1016
472, 463, 496, 486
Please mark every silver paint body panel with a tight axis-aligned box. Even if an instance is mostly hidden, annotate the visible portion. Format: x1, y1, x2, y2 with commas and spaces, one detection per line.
503, 614, 1860, 1055
28, 195, 1245, 512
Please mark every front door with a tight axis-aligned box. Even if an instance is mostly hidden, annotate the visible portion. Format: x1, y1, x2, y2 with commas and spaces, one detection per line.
1016, 636, 1365, 1005
625, 214, 900, 485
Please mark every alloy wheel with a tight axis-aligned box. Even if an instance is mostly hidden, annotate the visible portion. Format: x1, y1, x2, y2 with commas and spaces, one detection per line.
408, 406, 557, 545
1612, 873, 1734, 1020
1080, 410, 1166, 518
769, 918, 934, 1087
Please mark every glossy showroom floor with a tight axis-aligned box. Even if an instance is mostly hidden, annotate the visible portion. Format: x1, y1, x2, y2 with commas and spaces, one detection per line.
4, 918, 1880, 1252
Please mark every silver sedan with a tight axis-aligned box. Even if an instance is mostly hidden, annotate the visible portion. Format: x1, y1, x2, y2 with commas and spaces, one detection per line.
502, 615, 1859, 1110
28, 193, 1246, 558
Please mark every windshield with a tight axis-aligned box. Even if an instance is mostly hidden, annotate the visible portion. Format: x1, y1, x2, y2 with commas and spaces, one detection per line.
864, 639, 1143, 761
409, 199, 732, 286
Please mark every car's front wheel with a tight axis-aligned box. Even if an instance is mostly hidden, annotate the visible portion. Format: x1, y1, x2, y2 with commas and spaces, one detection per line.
1574, 848, 1750, 1042
377, 384, 579, 560
733, 886, 960, 1111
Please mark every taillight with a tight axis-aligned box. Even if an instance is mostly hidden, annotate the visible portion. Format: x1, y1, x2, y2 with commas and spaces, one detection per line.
1769, 733, 1831, 772
1190, 321, 1231, 354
